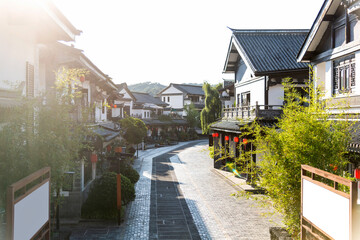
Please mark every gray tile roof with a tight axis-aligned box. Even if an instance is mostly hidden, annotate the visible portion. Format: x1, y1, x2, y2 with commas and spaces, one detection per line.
172, 84, 204, 95
210, 120, 250, 133
232, 29, 309, 75
132, 92, 167, 106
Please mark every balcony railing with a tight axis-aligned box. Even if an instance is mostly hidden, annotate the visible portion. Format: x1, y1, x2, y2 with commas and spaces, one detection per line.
222, 103, 283, 120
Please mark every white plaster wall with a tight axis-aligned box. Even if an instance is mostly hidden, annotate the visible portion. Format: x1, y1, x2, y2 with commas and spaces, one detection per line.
112, 108, 121, 117
268, 85, 284, 105
162, 85, 183, 94
131, 109, 142, 117
120, 88, 133, 100
0, 19, 37, 93
14, 181, 49, 240
167, 95, 184, 109
303, 179, 349, 240
354, 51, 360, 95
324, 61, 333, 99
235, 77, 265, 106
95, 102, 102, 122
314, 62, 326, 94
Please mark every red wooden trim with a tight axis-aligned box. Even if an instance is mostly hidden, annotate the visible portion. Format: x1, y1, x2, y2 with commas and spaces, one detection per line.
302, 216, 334, 240
302, 175, 350, 199
302, 165, 352, 187
6, 186, 14, 240
10, 167, 50, 191
14, 179, 49, 204
117, 174, 121, 210
30, 221, 50, 240
6, 167, 51, 240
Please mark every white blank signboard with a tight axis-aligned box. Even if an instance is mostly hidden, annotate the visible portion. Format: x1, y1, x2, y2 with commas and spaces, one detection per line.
13, 181, 49, 240
303, 179, 349, 240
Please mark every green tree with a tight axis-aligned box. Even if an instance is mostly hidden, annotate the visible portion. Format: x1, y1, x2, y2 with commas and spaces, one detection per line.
253, 79, 354, 237
184, 103, 200, 128
0, 68, 92, 228
119, 116, 147, 146
200, 82, 222, 134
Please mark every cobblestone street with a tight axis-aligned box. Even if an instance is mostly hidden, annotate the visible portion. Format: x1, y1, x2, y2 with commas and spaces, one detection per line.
69, 140, 283, 239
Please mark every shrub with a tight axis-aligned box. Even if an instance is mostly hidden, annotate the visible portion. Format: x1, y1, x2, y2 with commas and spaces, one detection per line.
119, 162, 140, 184
81, 172, 135, 219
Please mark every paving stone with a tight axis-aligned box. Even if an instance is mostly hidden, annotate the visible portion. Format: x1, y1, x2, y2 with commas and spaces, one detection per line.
67, 140, 283, 240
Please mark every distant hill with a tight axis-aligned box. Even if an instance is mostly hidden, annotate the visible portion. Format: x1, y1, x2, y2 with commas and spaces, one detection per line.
128, 82, 166, 96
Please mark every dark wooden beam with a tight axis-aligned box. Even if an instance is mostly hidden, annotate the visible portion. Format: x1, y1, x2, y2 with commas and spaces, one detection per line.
323, 14, 335, 21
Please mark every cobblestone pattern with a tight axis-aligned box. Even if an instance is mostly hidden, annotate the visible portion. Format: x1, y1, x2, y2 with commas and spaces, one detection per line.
149, 153, 201, 240
170, 141, 284, 240
69, 221, 121, 240
119, 142, 193, 240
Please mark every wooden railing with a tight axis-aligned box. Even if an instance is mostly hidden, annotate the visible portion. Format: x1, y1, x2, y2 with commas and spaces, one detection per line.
222, 102, 282, 120
301, 165, 360, 240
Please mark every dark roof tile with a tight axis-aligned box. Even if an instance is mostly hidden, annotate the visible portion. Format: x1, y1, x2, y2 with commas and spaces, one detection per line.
232, 29, 309, 75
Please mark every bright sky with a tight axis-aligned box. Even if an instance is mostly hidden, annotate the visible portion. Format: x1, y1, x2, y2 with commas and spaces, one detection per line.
53, 0, 325, 86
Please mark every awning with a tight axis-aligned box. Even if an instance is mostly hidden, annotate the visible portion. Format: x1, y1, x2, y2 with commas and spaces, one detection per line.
210, 119, 277, 133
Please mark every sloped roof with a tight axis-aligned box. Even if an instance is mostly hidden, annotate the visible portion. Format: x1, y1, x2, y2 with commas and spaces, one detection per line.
173, 84, 204, 95
224, 29, 309, 76
297, 0, 341, 62
116, 83, 136, 101
158, 84, 204, 96
132, 92, 168, 106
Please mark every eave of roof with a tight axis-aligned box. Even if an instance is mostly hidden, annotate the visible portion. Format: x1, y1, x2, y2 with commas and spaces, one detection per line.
224, 29, 309, 75
40, 0, 81, 41
158, 83, 204, 96
297, 0, 340, 62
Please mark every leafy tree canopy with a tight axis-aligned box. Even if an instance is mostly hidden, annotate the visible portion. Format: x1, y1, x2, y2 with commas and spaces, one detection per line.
252, 79, 354, 237
200, 82, 222, 134
184, 103, 200, 128
119, 116, 147, 145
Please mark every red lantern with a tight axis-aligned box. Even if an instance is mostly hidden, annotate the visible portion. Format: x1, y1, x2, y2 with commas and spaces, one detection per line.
107, 145, 111, 152
355, 168, 360, 179
214, 132, 219, 138
212, 133, 216, 137
234, 137, 239, 143
91, 153, 98, 163
80, 76, 85, 82
243, 138, 248, 145
113, 104, 117, 108
225, 136, 229, 141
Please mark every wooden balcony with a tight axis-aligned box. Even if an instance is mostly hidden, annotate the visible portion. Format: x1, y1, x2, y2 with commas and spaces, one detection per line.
222, 103, 283, 120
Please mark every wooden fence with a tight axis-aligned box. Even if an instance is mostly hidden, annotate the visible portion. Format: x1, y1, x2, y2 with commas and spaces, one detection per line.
6, 167, 51, 240
301, 165, 360, 240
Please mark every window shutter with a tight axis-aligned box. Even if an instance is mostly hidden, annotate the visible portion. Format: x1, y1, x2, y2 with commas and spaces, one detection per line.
26, 62, 34, 97
333, 67, 339, 90
351, 63, 356, 87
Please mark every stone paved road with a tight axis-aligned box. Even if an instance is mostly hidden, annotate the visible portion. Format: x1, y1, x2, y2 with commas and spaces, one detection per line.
169, 141, 283, 240
69, 140, 283, 239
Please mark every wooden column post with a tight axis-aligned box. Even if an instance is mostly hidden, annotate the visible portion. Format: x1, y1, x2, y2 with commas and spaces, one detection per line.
117, 173, 121, 225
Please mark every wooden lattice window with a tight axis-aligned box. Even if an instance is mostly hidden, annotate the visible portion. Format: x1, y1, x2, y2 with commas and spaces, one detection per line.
333, 55, 355, 94
26, 62, 34, 97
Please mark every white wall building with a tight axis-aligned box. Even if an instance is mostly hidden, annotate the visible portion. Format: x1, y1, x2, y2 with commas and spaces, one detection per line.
0, 0, 80, 107
298, 0, 360, 114
114, 83, 168, 119
222, 29, 310, 110
158, 83, 205, 117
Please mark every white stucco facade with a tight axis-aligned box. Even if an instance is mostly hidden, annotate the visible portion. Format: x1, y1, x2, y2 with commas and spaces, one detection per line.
160, 86, 184, 109
0, 15, 39, 94
235, 77, 265, 106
